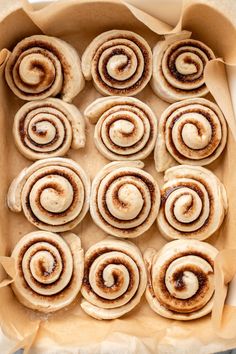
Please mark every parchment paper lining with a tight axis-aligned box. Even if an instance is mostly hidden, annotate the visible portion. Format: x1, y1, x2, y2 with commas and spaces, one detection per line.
0, 0, 236, 352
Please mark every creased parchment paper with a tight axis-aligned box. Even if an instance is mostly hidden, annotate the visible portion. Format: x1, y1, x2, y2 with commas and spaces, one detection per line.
0, 0, 236, 353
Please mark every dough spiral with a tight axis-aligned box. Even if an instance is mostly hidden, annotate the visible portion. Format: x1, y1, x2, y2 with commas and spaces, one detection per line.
11, 231, 84, 313
7, 158, 90, 232
82, 30, 152, 96
5, 35, 84, 102
145, 240, 218, 320
84, 96, 157, 160
157, 165, 227, 241
154, 98, 227, 172
90, 161, 160, 238
81, 237, 147, 320
151, 31, 215, 103
13, 98, 86, 160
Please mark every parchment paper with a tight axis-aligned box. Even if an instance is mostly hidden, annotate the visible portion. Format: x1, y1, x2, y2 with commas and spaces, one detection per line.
0, 0, 236, 353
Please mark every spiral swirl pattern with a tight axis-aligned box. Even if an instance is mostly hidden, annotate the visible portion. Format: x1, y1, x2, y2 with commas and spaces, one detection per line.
90, 161, 160, 238
145, 240, 218, 320
82, 30, 152, 96
5, 35, 84, 102
81, 238, 147, 319
11, 231, 84, 313
154, 98, 227, 172
85, 96, 157, 160
7, 158, 90, 232
157, 165, 227, 241
151, 32, 215, 103
13, 98, 86, 160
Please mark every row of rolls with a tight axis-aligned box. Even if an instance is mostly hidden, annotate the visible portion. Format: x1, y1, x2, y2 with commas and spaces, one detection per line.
7, 158, 227, 241
11, 231, 218, 321
5, 30, 215, 103
4, 29, 227, 322
9, 95, 227, 170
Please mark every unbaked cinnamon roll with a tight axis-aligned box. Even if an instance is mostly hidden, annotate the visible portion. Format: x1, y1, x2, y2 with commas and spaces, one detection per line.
145, 240, 218, 320
81, 237, 147, 320
5, 35, 84, 102
154, 98, 227, 172
82, 30, 152, 96
13, 98, 85, 160
7, 158, 90, 232
157, 165, 227, 241
11, 231, 84, 313
90, 161, 160, 238
151, 31, 215, 103
84, 96, 157, 160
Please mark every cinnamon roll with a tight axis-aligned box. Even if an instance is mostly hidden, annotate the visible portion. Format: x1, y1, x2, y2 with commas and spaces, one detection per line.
5, 35, 84, 102
154, 98, 227, 172
151, 31, 215, 103
82, 30, 152, 96
145, 240, 218, 320
13, 98, 85, 160
90, 161, 160, 238
7, 158, 90, 232
84, 96, 157, 160
81, 237, 147, 320
157, 165, 227, 241
11, 231, 84, 313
